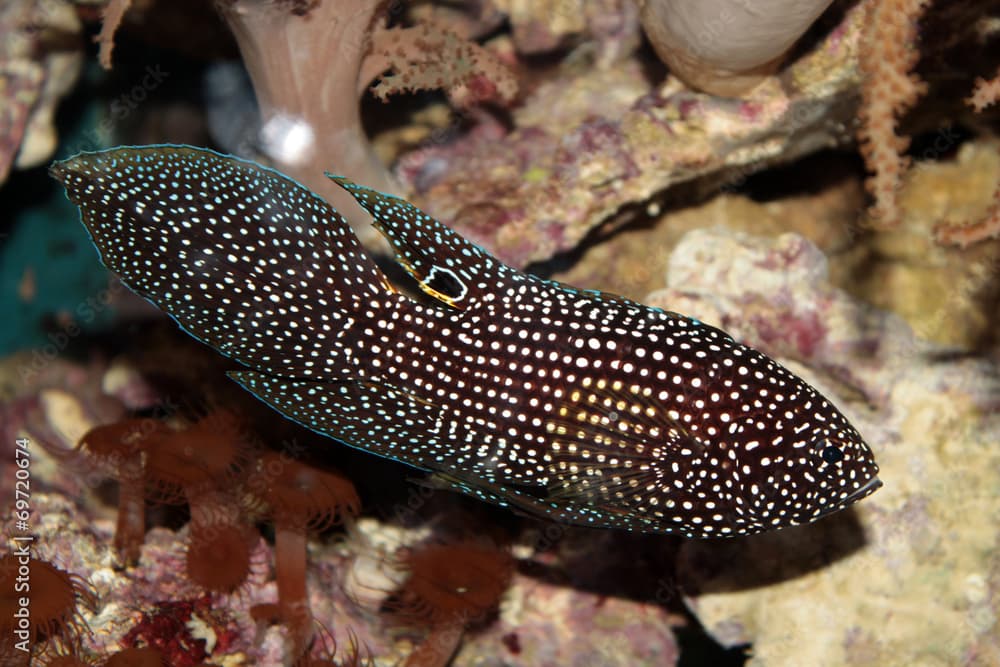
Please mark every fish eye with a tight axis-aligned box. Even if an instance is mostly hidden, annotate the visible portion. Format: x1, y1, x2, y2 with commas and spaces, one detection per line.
821, 444, 844, 464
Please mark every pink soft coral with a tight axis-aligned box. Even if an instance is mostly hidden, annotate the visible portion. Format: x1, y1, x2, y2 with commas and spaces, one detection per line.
215, 0, 517, 241
94, 0, 518, 242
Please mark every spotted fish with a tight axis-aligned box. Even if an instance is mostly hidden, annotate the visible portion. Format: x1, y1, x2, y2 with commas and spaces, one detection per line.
51, 145, 881, 537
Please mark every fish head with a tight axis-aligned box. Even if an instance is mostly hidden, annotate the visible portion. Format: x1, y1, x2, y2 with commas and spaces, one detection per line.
707, 351, 882, 534
562, 312, 881, 537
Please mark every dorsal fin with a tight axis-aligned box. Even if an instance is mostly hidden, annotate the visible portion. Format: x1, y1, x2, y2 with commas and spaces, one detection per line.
327, 174, 502, 309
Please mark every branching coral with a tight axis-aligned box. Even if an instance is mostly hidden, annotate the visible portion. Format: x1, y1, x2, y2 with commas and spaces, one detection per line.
856, 0, 929, 227
856, 0, 1000, 245
932, 67, 1000, 247
96, 0, 133, 69
933, 178, 1000, 247
92, 0, 517, 240
967, 66, 1000, 113
368, 22, 517, 108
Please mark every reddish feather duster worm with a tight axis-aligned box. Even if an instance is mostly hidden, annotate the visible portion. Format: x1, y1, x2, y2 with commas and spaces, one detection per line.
387, 540, 514, 667
246, 451, 361, 657
75, 418, 172, 566
0, 555, 96, 660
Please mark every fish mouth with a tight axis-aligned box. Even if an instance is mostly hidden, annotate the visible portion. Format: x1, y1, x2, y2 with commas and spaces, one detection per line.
836, 475, 882, 511
847, 475, 882, 503
815, 476, 882, 518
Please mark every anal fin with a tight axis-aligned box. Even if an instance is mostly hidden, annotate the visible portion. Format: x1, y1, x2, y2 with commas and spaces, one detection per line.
228, 371, 443, 470
429, 470, 653, 531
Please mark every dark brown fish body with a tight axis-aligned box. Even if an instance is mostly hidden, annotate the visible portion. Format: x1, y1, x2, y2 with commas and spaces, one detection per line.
51, 145, 881, 537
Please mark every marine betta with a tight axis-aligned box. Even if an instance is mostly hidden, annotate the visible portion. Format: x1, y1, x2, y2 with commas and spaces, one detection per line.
51, 145, 881, 538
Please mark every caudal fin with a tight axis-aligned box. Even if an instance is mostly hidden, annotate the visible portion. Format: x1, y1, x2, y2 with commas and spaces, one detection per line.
51, 145, 401, 378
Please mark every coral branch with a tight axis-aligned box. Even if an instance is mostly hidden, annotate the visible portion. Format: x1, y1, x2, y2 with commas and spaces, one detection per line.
933, 66, 1000, 247
370, 22, 517, 108
856, 0, 929, 227
967, 66, 1000, 112
933, 185, 1000, 247
96, 0, 133, 69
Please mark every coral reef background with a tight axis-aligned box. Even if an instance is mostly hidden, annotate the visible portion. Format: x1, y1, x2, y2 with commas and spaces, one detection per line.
1, 1, 998, 665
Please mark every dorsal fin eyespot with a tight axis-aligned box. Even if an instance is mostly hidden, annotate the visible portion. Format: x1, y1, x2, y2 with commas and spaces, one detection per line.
423, 265, 468, 305
326, 173, 499, 309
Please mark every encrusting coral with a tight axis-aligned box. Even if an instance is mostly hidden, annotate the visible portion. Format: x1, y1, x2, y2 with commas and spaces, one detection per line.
491, 0, 641, 64
652, 227, 1000, 666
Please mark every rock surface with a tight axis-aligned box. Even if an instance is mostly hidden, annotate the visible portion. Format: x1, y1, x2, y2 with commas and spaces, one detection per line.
648, 228, 1000, 667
